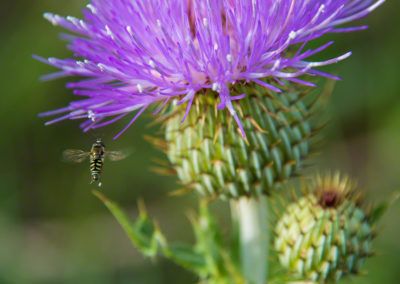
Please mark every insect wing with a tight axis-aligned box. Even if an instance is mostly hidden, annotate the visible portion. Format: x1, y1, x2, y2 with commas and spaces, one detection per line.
105, 150, 127, 161
63, 149, 90, 163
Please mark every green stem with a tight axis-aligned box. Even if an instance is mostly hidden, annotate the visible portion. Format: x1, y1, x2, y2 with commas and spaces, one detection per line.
232, 196, 269, 284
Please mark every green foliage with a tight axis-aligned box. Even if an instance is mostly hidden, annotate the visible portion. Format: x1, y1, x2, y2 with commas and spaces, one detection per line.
368, 191, 400, 224
93, 191, 246, 283
190, 203, 246, 284
93, 190, 207, 274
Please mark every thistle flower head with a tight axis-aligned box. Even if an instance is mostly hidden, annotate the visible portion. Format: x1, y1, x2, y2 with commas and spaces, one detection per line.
275, 172, 376, 282
37, 0, 384, 138
312, 171, 357, 208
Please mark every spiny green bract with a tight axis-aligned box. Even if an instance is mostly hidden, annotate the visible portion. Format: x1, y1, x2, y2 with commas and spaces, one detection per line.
163, 82, 321, 199
274, 173, 375, 282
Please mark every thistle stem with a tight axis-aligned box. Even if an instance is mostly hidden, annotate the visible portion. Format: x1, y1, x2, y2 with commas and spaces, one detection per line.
232, 196, 269, 284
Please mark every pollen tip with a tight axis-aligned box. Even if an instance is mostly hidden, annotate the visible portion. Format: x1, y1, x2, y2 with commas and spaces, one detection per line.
137, 84, 143, 93
289, 31, 297, 39
43, 13, 58, 25
43, 12, 52, 18
86, 4, 97, 14
148, 60, 156, 68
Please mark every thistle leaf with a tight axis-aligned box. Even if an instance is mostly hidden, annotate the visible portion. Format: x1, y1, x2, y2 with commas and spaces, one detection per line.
369, 191, 400, 224
190, 202, 245, 283
92, 190, 207, 274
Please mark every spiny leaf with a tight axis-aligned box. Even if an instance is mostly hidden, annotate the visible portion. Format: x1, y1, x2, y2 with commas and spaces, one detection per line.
94, 191, 245, 282
369, 191, 400, 224
93, 190, 157, 257
93, 190, 207, 274
167, 244, 208, 273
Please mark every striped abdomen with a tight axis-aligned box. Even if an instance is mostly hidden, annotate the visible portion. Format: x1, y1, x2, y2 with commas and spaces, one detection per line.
90, 155, 103, 182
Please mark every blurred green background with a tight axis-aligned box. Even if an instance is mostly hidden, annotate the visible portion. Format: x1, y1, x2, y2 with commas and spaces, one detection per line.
1, 1, 399, 283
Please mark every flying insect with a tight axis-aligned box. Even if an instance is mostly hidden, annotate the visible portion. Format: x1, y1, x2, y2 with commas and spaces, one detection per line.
63, 138, 127, 187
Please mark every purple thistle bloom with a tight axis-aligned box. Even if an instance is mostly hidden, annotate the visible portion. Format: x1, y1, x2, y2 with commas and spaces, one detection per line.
37, 0, 384, 138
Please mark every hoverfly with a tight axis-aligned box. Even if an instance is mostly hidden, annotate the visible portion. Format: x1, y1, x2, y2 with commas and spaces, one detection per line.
63, 138, 127, 187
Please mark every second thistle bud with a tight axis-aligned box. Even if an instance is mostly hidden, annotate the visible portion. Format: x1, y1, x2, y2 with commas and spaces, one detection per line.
164, 82, 319, 199
275, 172, 376, 282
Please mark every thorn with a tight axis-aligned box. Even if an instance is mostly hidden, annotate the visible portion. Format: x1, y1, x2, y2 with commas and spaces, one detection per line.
318, 78, 336, 108
213, 96, 218, 118
247, 116, 268, 134
311, 121, 329, 135
210, 159, 224, 165
151, 157, 170, 166
254, 96, 269, 112
254, 97, 287, 124
236, 128, 249, 145
143, 135, 168, 150
266, 94, 291, 112
203, 194, 218, 204
137, 197, 147, 215
236, 102, 244, 118
200, 112, 206, 127
169, 187, 195, 196
154, 110, 181, 127
213, 123, 221, 144
147, 116, 165, 127
227, 114, 232, 131
263, 161, 274, 169
150, 166, 177, 176
270, 138, 282, 148
284, 160, 297, 166
92, 190, 110, 203
195, 93, 200, 113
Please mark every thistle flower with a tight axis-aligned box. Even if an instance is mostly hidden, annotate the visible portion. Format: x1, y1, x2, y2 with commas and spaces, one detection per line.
274, 172, 377, 282
37, 0, 384, 139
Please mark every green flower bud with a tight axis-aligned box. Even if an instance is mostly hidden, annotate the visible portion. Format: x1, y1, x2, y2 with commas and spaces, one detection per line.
162, 82, 320, 199
275, 172, 375, 282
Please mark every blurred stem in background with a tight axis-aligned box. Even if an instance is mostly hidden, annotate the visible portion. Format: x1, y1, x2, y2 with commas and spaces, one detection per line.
232, 197, 269, 284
